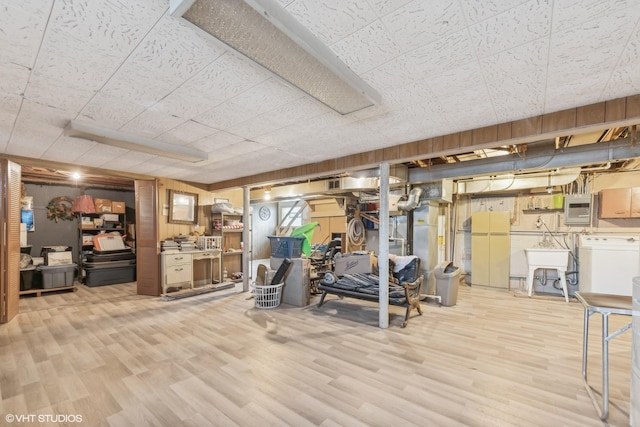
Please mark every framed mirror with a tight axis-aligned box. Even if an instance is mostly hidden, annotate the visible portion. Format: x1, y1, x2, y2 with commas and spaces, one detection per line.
168, 190, 198, 225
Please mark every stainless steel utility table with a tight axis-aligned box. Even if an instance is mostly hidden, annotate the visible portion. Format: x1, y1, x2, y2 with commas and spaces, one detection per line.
574, 291, 633, 421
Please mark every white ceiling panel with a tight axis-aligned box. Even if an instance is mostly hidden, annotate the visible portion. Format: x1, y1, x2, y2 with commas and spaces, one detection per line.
0, 62, 30, 96
381, 0, 466, 54
119, 110, 186, 138
469, 0, 551, 58
330, 20, 400, 74
41, 136, 95, 164
1, 0, 640, 185
285, 0, 378, 46
79, 93, 147, 129
0, 0, 52, 67
188, 131, 245, 153
552, 0, 639, 32
460, 0, 530, 25
156, 120, 219, 146
49, 0, 167, 56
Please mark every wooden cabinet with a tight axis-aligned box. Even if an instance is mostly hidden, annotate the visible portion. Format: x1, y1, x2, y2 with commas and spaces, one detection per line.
599, 187, 640, 218
211, 213, 243, 280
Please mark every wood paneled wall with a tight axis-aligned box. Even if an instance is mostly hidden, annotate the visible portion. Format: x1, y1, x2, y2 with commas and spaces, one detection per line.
208, 94, 640, 191
158, 178, 242, 240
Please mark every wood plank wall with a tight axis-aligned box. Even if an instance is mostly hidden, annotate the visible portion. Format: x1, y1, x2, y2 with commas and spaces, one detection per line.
208, 94, 640, 191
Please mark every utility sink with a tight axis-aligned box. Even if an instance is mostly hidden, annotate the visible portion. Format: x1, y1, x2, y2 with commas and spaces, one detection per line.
525, 248, 570, 269
525, 248, 571, 302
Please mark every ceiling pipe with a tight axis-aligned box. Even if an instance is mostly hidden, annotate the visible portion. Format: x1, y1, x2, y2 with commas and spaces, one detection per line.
580, 162, 611, 172
409, 138, 640, 183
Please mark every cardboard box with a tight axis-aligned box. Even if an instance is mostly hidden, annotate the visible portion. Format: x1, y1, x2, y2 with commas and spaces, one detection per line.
101, 213, 119, 222
43, 250, 73, 266
94, 198, 112, 213
333, 254, 377, 276
111, 201, 125, 213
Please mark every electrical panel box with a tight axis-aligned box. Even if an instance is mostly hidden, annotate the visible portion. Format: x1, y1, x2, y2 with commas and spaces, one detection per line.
564, 194, 592, 225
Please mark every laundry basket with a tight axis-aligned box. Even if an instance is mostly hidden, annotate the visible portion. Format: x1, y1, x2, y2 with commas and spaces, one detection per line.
254, 283, 284, 309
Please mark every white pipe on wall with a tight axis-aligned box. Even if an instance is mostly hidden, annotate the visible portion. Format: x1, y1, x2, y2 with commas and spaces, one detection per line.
379, 162, 390, 329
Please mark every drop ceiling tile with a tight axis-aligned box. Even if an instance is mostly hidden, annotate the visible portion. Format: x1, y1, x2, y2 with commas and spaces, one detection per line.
366, 0, 413, 17
0, 1, 51, 67
0, 62, 30, 96
155, 120, 219, 146
41, 135, 95, 163
18, 100, 72, 128
49, 0, 167, 56
381, 0, 466, 54
25, 74, 95, 112
549, 8, 639, 62
193, 101, 261, 131
545, 73, 609, 112
427, 62, 486, 98
330, 20, 400, 74
119, 15, 226, 86
218, 140, 267, 156
152, 89, 224, 121
119, 110, 186, 138
5, 119, 62, 158
546, 49, 621, 87
285, 0, 378, 45
182, 53, 269, 101
34, 28, 124, 92
79, 93, 146, 128
438, 86, 497, 128
362, 55, 423, 92
123, 156, 176, 175
100, 69, 179, 109
469, 0, 551, 58
459, 0, 529, 24
488, 68, 546, 121
552, 0, 639, 32
618, 19, 640, 68
405, 29, 477, 77
602, 65, 640, 100
73, 143, 130, 168
480, 38, 548, 82
230, 79, 304, 116
188, 131, 245, 153
103, 151, 160, 173
0, 95, 22, 151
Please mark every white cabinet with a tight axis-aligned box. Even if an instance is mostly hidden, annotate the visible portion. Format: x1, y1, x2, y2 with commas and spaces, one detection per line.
161, 250, 222, 295
162, 253, 192, 292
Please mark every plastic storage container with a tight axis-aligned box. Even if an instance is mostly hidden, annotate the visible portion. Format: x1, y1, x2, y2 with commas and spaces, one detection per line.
39, 264, 76, 288
434, 262, 461, 306
268, 236, 305, 258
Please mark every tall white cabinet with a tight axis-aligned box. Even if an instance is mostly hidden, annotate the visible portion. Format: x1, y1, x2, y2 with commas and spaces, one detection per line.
471, 211, 511, 288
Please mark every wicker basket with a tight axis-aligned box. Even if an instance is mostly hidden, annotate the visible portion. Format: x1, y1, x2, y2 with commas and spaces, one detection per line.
254, 283, 284, 309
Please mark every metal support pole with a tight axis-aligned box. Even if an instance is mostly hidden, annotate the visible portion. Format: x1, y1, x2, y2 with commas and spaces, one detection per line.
242, 186, 251, 292
379, 162, 390, 329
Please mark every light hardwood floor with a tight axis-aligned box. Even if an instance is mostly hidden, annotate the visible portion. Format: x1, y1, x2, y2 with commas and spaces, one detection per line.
1, 282, 632, 427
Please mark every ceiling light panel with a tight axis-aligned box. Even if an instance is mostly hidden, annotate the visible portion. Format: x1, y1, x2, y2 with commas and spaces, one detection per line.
171, 0, 381, 115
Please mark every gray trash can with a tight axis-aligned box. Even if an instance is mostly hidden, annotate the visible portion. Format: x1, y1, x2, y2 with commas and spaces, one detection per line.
434, 262, 460, 306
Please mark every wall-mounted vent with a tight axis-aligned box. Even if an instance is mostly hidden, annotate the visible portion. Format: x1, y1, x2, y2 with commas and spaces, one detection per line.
328, 179, 341, 190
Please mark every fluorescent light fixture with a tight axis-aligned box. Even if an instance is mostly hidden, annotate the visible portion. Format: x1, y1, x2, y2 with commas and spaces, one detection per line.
170, 0, 381, 115
64, 121, 208, 163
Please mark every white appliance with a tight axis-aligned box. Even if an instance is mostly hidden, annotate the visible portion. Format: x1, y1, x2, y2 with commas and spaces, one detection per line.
578, 235, 640, 296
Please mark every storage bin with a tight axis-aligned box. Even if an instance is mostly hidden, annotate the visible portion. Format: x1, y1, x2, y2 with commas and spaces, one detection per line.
85, 265, 136, 287
268, 236, 305, 258
39, 264, 76, 288
20, 266, 36, 291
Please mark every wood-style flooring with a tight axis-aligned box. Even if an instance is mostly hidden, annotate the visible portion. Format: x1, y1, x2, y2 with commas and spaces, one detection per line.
0, 282, 632, 426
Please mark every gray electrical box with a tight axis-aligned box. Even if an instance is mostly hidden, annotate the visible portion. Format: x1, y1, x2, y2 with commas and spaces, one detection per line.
564, 194, 592, 225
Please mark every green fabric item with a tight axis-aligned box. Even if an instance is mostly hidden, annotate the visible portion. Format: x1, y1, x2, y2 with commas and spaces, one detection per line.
291, 222, 319, 257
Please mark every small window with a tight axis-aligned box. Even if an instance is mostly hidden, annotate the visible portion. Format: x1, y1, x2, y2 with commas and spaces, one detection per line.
280, 205, 303, 227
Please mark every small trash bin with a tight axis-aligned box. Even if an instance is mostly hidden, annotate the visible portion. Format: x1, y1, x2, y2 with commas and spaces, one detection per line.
434, 261, 461, 306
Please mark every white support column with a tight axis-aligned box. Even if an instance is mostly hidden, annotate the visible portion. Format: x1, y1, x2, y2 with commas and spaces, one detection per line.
242, 186, 251, 292
379, 162, 390, 329
632, 277, 639, 425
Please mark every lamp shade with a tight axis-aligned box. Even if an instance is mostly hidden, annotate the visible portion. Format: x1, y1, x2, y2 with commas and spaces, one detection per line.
72, 195, 96, 214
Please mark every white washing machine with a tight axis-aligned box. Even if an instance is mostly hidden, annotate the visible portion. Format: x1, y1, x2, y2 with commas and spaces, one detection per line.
578, 235, 640, 296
